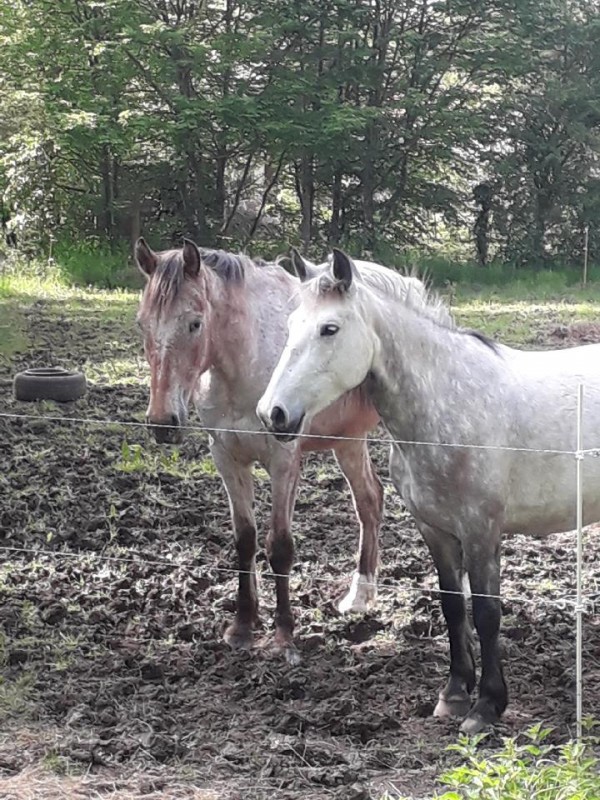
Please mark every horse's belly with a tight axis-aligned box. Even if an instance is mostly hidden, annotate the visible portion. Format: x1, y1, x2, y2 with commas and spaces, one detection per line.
506, 456, 600, 536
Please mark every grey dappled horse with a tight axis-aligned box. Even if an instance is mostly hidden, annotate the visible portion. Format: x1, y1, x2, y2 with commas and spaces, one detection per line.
258, 248, 600, 731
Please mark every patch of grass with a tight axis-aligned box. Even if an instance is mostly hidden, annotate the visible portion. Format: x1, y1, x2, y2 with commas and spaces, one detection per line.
198, 456, 219, 476
0, 672, 37, 724
53, 239, 143, 289
0, 249, 139, 307
41, 751, 70, 776
0, 300, 28, 362
389, 250, 600, 293
117, 440, 218, 479
451, 296, 600, 346
252, 465, 269, 481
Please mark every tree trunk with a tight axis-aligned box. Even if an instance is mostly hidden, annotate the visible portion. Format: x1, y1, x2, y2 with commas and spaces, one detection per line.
330, 167, 343, 245
296, 154, 314, 252
473, 183, 493, 267
215, 149, 227, 231
361, 122, 378, 250
100, 144, 115, 241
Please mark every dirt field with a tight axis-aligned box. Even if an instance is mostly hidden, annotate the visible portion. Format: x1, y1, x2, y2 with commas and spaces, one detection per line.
1, 291, 599, 799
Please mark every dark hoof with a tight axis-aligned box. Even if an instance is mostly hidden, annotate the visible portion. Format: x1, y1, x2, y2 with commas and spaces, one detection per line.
224, 622, 254, 651
460, 698, 503, 734
434, 693, 472, 720
272, 631, 301, 665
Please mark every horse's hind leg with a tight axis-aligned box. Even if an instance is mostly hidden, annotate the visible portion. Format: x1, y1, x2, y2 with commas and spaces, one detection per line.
461, 533, 507, 734
211, 444, 258, 650
267, 450, 302, 665
419, 522, 476, 720
333, 440, 383, 613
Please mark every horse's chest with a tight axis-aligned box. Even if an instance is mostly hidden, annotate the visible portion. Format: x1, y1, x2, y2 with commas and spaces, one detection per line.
388, 446, 442, 516
388, 443, 493, 530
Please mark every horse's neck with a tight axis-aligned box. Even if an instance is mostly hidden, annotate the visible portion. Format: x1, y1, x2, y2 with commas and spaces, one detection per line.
206, 279, 257, 385
369, 296, 498, 439
205, 267, 294, 403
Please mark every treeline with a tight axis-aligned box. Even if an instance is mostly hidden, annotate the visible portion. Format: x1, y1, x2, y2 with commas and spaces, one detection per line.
0, 0, 599, 266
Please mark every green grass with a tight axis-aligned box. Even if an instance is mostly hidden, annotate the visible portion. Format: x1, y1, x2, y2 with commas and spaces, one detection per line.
117, 441, 217, 478
0, 299, 28, 363
451, 297, 600, 347
0, 255, 138, 309
0, 241, 142, 295
2, 247, 600, 360
53, 239, 143, 289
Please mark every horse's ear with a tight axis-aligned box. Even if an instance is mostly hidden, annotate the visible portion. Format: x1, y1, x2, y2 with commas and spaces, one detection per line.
289, 247, 318, 282
290, 247, 309, 281
182, 238, 202, 278
135, 237, 157, 278
331, 248, 356, 292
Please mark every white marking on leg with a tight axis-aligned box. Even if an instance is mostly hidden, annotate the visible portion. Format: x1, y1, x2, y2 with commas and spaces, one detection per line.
462, 573, 472, 598
338, 571, 376, 613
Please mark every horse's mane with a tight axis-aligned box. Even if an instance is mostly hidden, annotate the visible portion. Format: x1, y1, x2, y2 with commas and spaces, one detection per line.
315, 259, 498, 354
147, 247, 267, 310
198, 248, 267, 281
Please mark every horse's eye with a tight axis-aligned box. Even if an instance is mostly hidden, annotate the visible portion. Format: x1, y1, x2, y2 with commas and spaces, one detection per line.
320, 323, 339, 337
189, 319, 202, 332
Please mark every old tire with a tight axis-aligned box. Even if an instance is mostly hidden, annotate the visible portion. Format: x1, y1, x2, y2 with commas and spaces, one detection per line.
13, 367, 87, 403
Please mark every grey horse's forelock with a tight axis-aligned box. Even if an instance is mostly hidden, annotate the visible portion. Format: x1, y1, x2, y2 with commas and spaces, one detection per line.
310, 260, 498, 352
308, 262, 451, 324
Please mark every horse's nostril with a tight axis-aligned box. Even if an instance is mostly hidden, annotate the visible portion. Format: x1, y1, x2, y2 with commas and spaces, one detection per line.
270, 405, 288, 430
170, 413, 179, 427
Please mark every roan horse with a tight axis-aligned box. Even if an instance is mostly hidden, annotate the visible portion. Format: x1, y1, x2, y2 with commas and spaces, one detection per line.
258, 248, 600, 731
134, 238, 425, 662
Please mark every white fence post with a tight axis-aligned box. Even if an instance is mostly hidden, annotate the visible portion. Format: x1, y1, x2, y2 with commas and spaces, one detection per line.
576, 383, 584, 740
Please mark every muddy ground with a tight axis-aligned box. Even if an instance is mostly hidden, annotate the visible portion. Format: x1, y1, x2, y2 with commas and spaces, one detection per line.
0, 297, 599, 799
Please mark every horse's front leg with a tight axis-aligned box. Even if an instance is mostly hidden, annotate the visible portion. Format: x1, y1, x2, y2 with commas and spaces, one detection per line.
461, 531, 507, 734
419, 522, 476, 720
267, 448, 302, 665
211, 443, 258, 650
333, 439, 383, 613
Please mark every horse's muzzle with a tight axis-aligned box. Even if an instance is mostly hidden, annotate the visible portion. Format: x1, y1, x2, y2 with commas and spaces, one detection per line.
257, 404, 305, 443
147, 414, 184, 444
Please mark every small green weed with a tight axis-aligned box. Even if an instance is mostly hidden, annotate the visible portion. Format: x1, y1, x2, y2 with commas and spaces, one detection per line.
119, 441, 147, 472
253, 465, 269, 481
42, 750, 71, 776
0, 672, 37, 723
197, 456, 219, 476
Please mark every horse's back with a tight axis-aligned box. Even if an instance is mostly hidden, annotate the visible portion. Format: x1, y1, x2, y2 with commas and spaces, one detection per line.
508, 340, 600, 379
501, 341, 600, 534
506, 342, 600, 445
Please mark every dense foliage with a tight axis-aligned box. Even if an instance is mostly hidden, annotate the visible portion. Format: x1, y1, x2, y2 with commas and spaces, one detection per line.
1, 0, 599, 266
432, 727, 600, 800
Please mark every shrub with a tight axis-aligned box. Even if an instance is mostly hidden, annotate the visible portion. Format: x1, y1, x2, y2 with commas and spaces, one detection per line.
435, 725, 599, 800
